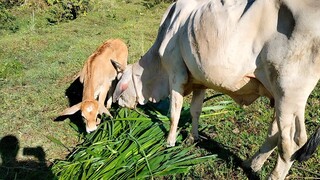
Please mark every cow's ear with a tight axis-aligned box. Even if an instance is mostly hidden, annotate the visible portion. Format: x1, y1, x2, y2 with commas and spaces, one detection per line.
60, 103, 81, 116
113, 65, 133, 102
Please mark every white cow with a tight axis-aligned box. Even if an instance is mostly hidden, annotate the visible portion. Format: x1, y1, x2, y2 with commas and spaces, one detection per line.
113, 0, 320, 179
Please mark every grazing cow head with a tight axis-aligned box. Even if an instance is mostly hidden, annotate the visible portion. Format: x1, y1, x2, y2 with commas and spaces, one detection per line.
112, 4, 176, 109
112, 64, 137, 109
81, 100, 100, 133
112, 49, 170, 109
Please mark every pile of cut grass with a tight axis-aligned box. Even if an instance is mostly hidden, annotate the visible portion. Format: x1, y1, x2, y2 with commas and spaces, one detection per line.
50, 102, 235, 179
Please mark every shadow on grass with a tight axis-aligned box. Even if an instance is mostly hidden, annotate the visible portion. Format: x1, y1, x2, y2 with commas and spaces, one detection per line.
196, 133, 260, 180
0, 135, 54, 179
54, 77, 86, 133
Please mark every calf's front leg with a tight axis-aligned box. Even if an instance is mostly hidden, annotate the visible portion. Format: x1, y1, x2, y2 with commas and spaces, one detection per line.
98, 82, 113, 119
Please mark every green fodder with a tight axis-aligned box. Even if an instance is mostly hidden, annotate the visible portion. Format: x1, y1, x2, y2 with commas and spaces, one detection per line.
50, 104, 229, 179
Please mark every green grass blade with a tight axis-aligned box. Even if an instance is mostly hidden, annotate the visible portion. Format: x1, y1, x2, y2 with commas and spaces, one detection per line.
46, 135, 71, 152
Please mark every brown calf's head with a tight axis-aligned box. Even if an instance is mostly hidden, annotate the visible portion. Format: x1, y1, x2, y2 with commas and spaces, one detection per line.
59, 100, 100, 133
80, 100, 99, 133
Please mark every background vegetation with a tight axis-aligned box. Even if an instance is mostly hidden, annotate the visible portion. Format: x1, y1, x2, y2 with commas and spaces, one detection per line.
0, 0, 319, 179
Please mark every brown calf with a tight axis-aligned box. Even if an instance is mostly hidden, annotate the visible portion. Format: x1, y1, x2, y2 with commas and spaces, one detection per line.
60, 39, 128, 133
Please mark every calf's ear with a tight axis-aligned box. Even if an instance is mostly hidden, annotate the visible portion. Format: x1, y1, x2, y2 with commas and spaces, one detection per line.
113, 65, 133, 102
111, 59, 124, 73
60, 102, 81, 116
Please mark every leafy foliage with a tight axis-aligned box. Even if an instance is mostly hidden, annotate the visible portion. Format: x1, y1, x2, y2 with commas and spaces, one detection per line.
0, 61, 23, 79
0, 3, 19, 32
0, 0, 24, 8
51, 107, 217, 179
45, 0, 90, 24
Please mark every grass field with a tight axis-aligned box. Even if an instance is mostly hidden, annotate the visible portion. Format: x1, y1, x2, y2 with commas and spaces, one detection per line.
0, 0, 319, 179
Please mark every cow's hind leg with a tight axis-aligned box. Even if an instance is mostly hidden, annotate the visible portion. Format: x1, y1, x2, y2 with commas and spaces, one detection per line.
190, 89, 206, 142
269, 99, 307, 180
243, 111, 278, 172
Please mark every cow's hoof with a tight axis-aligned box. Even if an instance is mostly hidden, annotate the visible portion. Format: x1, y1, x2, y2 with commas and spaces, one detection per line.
242, 159, 251, 169
242, 159, 262, 173
166, 140, 176, 147
185, 134, 199, 145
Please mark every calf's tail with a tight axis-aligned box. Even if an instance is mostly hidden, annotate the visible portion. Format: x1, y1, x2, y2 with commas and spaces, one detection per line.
293, 126, 320, 162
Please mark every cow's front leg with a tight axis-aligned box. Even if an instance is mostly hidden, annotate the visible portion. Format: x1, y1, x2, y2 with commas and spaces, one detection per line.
190, 89, 206, 142
167, 87, 184, 147
243, 111, 278, 172
165, 67, 187, 147
160, 34, 189, 147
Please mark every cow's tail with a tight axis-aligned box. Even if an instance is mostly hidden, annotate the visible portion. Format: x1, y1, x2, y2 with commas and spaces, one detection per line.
293, 126, 320, 162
